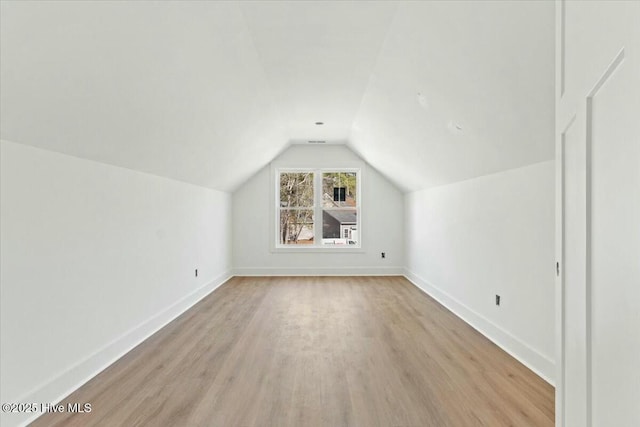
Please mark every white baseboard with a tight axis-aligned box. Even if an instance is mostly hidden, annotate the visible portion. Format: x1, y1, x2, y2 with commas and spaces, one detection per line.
233, 266, 404, 276
8, 271, 232, 427
403, 269, 555, 386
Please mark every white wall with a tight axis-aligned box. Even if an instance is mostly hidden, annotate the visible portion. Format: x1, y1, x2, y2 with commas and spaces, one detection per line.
0, 140, 232, 427
404, 160, 555, 382
233, 145, 403, 275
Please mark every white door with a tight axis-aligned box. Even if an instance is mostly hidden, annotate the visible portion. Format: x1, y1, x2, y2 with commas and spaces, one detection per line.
555, 1, 640, 426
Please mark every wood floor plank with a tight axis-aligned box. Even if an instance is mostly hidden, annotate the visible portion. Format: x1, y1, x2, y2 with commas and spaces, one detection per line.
30, 276, 554, 427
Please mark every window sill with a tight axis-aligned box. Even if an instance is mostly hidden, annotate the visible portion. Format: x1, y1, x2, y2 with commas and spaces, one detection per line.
271, 246, 364, 254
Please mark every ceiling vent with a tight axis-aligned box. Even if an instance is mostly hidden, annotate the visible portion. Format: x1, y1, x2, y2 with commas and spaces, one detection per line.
308, 140, 326, 144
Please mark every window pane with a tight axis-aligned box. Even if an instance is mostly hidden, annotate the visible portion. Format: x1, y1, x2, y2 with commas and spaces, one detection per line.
279, 209, 314, 245
322, 172, 356, 208
280, 172, 314, 207
322, 209, 357, 245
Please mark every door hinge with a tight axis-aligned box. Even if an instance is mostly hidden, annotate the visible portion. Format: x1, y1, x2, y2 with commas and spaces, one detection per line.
556, 261, 560, 276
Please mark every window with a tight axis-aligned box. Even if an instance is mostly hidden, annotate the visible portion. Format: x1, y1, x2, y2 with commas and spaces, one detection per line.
321, 172, 358, 246
276, 169, 360, 249
278, 172, 315, 245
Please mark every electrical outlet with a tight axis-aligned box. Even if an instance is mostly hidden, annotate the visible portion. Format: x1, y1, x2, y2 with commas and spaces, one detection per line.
495, 294, 501, 306
381, 252, 386, 259
195, 269, 198, 277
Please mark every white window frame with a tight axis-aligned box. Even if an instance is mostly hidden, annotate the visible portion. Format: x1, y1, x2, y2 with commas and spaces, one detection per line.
273, 167, 362, 252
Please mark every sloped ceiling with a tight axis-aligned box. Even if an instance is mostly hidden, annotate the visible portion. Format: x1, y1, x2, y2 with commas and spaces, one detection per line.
350, 1, 555, 191
0, 1, 286, 191
0, 1, 554, 193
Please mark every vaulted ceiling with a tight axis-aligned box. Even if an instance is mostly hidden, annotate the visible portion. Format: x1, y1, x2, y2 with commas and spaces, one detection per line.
0, 1, 554, 192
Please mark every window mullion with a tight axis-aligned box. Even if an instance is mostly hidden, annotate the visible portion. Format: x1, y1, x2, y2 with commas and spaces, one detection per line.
314, 170, 322, 246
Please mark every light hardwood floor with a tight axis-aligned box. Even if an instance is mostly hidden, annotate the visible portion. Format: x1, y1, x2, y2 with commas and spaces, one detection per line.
31, 276, 554, 427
